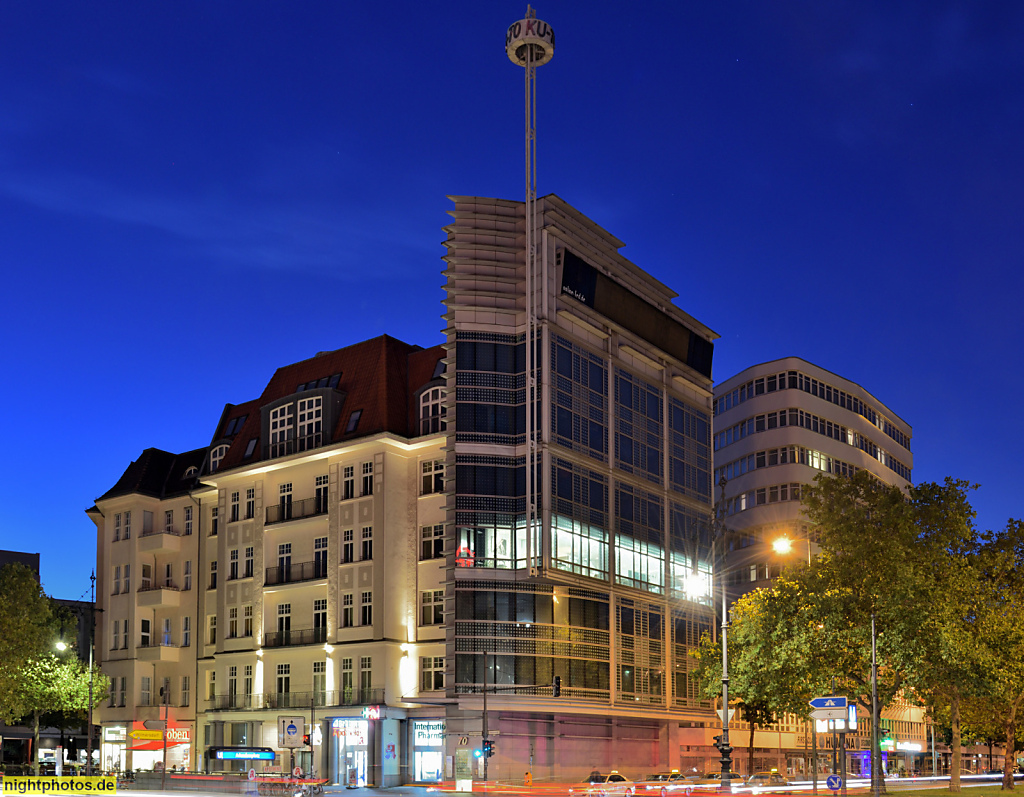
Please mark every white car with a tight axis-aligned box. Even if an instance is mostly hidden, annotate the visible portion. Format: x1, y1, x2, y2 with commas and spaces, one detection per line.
569, 772, 636, 797
638, 771, 692, 797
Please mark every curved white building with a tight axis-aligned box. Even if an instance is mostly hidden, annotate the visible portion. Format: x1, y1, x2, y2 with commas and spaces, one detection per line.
713, 357, 913, 590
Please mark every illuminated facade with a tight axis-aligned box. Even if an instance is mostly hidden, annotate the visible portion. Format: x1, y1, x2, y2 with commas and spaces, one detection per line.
90, 195, 722, 784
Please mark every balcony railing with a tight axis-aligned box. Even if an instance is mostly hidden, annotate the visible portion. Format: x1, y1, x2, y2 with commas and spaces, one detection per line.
138, 639, 178, 649
138, 582, 180, 592
140, 527, 180, 538
263, 433, 324, 461
264, 560, 327, 586
206, 688, 383, 712
262, 627, 327, 648
265, 496, 329, 526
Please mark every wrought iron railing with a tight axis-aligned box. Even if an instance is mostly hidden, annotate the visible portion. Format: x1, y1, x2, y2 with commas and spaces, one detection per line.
264, 560, 327, 585
262, 627, 328, 648
206, 688, 383, 711
265, 496, 329, 525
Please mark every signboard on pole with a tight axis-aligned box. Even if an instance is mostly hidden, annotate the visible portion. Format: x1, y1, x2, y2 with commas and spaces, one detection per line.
809, 696, 847, 710
810, 707, 847, 721
278, 716, 305, 749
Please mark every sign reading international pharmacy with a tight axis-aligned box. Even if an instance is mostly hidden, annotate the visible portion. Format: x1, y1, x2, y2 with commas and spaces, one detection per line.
413, 721, 445, 746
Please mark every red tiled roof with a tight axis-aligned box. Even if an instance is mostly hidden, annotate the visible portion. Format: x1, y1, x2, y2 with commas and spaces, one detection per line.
215, 335, 445, 473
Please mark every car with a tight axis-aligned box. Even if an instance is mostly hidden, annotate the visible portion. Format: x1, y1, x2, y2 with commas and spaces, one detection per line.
568, 771, 637, 797
637, 771, 690, 796
746, 771, 791, 792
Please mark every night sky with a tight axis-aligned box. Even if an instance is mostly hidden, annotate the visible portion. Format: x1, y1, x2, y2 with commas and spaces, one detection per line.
2, 2, 1022, 600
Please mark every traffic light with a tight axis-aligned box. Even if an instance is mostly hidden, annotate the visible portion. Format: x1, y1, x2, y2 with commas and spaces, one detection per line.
553, 676, 561, 697
483, 739, 495, 758
303, 734, 311, 747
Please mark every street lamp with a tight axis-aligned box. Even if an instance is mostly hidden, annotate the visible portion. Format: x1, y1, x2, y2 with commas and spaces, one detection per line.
771, 536, 812, 564
712, 476, 735, 787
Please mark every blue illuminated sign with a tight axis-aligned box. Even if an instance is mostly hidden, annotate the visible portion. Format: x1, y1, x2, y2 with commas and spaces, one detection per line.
215, 748, 275, 760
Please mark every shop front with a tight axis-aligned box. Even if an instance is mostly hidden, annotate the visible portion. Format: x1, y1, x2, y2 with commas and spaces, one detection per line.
330, 718, 371, 787
411, 719, 445, 783
125, 722, 192, 772
101, 725, 127, 773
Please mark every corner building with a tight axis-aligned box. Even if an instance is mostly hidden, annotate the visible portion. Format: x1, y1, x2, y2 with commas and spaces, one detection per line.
443, 195, 719, 780
713, 358, 920, 777
90, 195, 720, 785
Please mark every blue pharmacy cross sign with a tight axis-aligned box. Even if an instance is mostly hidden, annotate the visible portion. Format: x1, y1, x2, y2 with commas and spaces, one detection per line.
826, 775, 843, 791
809, 696, 848, 710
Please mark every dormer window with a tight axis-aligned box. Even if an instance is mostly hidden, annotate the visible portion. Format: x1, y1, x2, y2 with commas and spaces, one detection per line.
224, 415, 248, 436
209, 445, 229, 473
183, 466, 198, 478
269, 405, 294, 458
419, 388, 446, 435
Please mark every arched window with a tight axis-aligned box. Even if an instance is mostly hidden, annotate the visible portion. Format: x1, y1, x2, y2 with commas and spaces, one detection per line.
419, 388, 446, 435
209, 444, 229, 473
183, 466, 199, 478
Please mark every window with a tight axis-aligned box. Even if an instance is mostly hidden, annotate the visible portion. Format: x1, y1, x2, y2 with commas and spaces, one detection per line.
164, 510, 174, 534
211, 506, 219, 536
230, 492, 240, 523
421, 656, 445, 691
346, 410, 362, 433
342, 529, 354, 564
244, 665, 253, 705
313, 661, 327, 704
182, 616, 191, 647
112, 565, 121, 595
229, 549, 239, 580
276, 663, 291, 696
279, 483, 293, 521
208, 615, 217, 645
245, 488, 255, 520
181, 676, 190, 707
361, 591, 372, 626
164, 563, 173, 588
209, 560, 218, 589
420, 590, 444, 625
141, 676, 152, 706
298, 396, 323, 450
184, 561, 192, 591
109, 680, 116, 707
421, 460, 444, 495
162, 618, 172, 646
124, 564, 130, 593
315, 475, 329, 514
361, 462, 373, 496
343, 466, 355, 500
341, 594, 354, 628
118, 677, 126, 707
359, 657, 372, 692
111, 619, 120, 650
277, 603, 291, 644
361, 526, 373, 560
228, 607, 238, 638
244, 438, 258, 458
113, 513, 121, 542
243, 605, 253, 637
419, 387, 446, 435
341, 658, 353, 699
314, 598, 327, 641
270, 404, 294, 458
184, 506, 193, 535
208, 671, 216, 700
140, 618, 151, 648
210, 444, 228, 472
228, 666, 237, 705
141, 563, 152, 591
244, 547, 254, 578
314, 536, 328, 578
420, 524, 444, 560
123, 511, 131, 539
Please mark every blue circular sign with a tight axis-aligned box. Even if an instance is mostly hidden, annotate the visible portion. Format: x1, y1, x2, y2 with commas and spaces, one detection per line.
826, 775, 842, 791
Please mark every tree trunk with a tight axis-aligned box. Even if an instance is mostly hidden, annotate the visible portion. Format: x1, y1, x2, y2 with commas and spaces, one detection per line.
1003, 694, 1022, 791
951, 694, 962, 793
32, 710, 40, 777
749, 722, 756, 778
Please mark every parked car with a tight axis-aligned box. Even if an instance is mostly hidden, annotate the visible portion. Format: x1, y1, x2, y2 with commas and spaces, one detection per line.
569, 771, 636, 797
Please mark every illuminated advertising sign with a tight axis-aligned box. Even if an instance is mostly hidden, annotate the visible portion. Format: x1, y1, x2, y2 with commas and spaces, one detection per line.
413, 721, 445, 746
215, 748, 275, 760
361, 705, 381, 720
332, 720, 368, 747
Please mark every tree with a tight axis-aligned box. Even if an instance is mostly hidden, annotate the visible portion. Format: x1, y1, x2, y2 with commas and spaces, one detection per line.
17, 655, 109, 776
0, 563, 58, 724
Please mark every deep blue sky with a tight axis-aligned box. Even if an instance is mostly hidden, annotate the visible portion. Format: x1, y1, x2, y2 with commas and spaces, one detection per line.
2, 2, 1022, 600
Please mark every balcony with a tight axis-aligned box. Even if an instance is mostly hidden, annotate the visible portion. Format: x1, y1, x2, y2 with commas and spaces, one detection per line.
137, 582, 181, 608
138, 528, 182, 554
264, 560, 328, 586
207, 688, 383, 712
137, 640, 180, 662
265, 496, 329, 526
263, 433, 324, 462
262, 627, 327, 648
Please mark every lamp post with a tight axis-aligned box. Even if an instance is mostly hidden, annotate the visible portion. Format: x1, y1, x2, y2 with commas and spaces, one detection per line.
713, 476, 735, 787
87, 571, 96, 776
